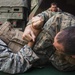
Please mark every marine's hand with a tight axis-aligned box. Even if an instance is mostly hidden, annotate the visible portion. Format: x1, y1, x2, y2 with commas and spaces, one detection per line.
22, 24, 41, 42
22, 25, 36, 42
31, 16, 44, 30
22, 16, 43, 42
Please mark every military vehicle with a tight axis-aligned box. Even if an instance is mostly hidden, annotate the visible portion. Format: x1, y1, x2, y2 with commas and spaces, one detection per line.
0, 0, 75, 75
0, 0, 31, 31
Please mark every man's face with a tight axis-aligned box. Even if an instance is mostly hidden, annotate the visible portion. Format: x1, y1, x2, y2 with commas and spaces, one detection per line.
51, 5, 57, 12
53, 32, 75, 58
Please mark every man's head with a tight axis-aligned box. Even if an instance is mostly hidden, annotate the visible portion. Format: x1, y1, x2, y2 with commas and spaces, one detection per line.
50, 2, 58, 12
53, 26, 75, 57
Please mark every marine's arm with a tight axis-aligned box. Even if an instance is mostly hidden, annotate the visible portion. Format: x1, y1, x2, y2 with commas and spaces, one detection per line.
22, 9, 52, 42
27, 9, 52, 29
0, 39, 39, 74
32, 14, 61, 61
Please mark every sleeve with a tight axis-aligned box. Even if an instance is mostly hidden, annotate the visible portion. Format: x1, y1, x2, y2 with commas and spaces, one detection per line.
37, 9, 52, 23
0, 39, 39, 74
33, 12, 61, 58
27, 9, 52, 26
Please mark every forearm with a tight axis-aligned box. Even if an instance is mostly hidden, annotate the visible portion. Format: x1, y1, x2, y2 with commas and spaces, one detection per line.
23, 10, 50, 42
27, 16, 44, 30
0, 40, 39, 74
27, 9, 50, 29
27, 26, 41, 48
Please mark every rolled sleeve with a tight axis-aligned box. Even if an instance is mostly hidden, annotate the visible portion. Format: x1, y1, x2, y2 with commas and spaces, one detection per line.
0, 40, 39, 74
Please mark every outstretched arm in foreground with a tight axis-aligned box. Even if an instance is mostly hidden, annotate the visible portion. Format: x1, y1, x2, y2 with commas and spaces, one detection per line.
0, 39, 39, 74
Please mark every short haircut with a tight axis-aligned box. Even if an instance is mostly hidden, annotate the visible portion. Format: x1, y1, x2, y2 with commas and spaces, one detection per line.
51, 2, 57, 6
56, 26, 75, 55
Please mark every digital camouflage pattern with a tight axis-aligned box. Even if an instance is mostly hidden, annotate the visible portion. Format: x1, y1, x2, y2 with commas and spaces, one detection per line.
27, 8, 61, 26
0, 39, 39, 74
33, 12, 75, 71
0, 9, 75, 74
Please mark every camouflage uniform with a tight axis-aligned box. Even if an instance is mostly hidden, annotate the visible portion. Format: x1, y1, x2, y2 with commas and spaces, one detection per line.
0, 39, 39, 74
27, 8, 61, 25
0, 9, 75, 74
33, 11, 75, 71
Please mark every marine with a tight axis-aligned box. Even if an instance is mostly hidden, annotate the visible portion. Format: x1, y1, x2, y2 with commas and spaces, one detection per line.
0, 3, 75, 74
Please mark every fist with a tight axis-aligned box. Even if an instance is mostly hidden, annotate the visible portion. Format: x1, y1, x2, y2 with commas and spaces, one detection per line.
31, 16, 44, 30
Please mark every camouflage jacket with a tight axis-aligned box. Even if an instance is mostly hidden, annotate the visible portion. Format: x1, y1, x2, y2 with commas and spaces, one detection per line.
27, 8, 59, 25
28, 9, 75, 71
37, 8, 61, 22
0, 10, 75, 74
33, 12, 75, 71
0, 39, 39, 74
